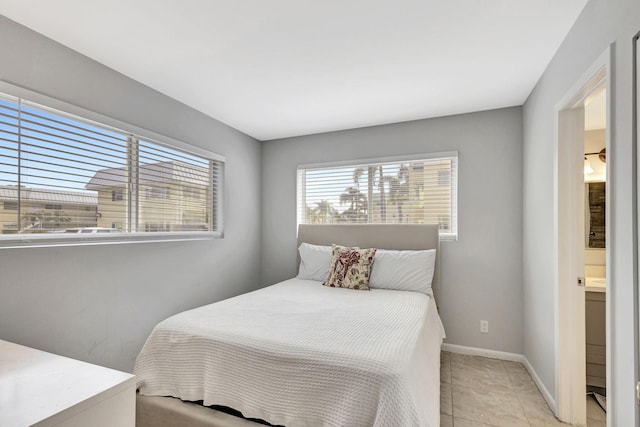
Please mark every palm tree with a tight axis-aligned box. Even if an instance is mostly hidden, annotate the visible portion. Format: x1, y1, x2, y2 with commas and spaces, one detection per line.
378, 166, 386, 222
339, 187, 367, 222
385, 165, 409, 223
353, 167, 364, 192
311, 200, 337, 224
367, 167, 374, 222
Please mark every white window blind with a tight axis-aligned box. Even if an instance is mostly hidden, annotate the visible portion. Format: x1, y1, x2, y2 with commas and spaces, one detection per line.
297, 154, 458, 239
0, 91, 224, 244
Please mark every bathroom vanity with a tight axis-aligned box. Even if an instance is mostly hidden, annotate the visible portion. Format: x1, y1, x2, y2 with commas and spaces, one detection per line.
585, 279, 606, 392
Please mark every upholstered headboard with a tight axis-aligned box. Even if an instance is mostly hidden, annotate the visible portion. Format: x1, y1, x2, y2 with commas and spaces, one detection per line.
297, 224, 441, 304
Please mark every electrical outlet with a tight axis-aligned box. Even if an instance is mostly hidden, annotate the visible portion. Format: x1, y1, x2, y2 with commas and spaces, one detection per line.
480, 320, 489, 334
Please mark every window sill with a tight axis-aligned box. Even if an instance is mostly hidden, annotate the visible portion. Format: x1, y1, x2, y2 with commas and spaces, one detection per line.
0, 231, 222, 249
440, 233, 458, 241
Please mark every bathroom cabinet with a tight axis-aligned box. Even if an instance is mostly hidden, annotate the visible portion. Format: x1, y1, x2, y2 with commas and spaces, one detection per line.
585, 291, 606, 390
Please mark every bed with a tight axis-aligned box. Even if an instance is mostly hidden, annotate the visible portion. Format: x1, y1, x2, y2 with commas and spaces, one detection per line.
134, 224, 445, 427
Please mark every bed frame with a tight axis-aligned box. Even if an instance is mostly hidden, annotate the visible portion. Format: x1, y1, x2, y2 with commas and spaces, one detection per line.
137, 223, 441, 427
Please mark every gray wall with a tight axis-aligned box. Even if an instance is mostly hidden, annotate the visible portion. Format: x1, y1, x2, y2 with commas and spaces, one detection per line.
522, 0, 639, 424
0, 16, 262, 372
261, 107, 524, 354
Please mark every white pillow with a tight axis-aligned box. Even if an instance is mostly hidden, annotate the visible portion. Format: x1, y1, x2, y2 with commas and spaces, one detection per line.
369, 249, 436, 295
297, 243, 333, 282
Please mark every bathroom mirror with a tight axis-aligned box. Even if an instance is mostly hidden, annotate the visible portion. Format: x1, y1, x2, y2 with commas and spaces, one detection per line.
586, 181, 605, 248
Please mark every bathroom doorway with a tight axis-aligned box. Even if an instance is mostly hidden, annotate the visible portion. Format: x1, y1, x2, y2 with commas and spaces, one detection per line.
554, 46, 611, 426
583, 85, 607, 425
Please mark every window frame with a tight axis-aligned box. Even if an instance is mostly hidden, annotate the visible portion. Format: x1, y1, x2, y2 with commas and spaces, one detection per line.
297, 151, 458, 240
111, 190, 124, 202
0, 81, 225, 249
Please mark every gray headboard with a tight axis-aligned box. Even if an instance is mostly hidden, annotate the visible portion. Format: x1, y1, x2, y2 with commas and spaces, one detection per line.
297, 224, 441, 304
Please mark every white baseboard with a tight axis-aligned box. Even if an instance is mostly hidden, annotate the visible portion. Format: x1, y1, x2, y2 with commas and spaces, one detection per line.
441, 343, 556, 413
521, 355, 556, 413
441, 343, 524, 363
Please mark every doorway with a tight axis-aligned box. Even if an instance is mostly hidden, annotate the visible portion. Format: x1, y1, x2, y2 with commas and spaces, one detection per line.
583, 85, 608, 425
555, 47, 611, 426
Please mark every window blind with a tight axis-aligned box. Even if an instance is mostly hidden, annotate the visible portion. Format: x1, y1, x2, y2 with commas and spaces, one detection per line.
0, 92, 223, 241
297, 154, 458, 239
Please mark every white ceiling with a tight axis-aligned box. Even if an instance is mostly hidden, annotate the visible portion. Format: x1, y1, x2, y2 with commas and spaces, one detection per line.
0, 1, 587, 141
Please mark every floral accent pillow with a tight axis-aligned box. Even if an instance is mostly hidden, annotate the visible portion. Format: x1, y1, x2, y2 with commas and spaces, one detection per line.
323, 244, 377, 290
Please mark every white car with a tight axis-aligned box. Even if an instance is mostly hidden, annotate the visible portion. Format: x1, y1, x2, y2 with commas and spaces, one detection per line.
63, 227, 123, 234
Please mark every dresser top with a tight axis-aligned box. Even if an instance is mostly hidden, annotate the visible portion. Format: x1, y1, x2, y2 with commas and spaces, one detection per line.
0, 339, 135, 426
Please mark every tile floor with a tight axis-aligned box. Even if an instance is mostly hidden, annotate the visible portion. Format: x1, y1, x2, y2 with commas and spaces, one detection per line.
586, 394, 607, 427
440, 352, 607, 427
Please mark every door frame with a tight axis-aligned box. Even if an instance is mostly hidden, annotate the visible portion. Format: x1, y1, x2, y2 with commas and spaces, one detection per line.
554, 46, 612, 425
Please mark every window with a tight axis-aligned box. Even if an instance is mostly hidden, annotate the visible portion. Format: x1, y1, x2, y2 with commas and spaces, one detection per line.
111, 190, 123, 201
144, 187, 169, 199
0, 90, 224, 246
438, 169, 451, 187
297, 153, 458, 239
183, 187, 201, 200
144, 223, 170, 232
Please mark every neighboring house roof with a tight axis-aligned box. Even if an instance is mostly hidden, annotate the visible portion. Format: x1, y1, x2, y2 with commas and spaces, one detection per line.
86, 161, 208, 190
0, 186, 97, 205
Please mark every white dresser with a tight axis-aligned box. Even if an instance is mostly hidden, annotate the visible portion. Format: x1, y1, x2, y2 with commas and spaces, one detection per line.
0, 339, 136, 427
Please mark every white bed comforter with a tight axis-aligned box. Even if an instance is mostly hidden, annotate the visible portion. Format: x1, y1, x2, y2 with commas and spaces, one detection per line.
134, 278, 446, 427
